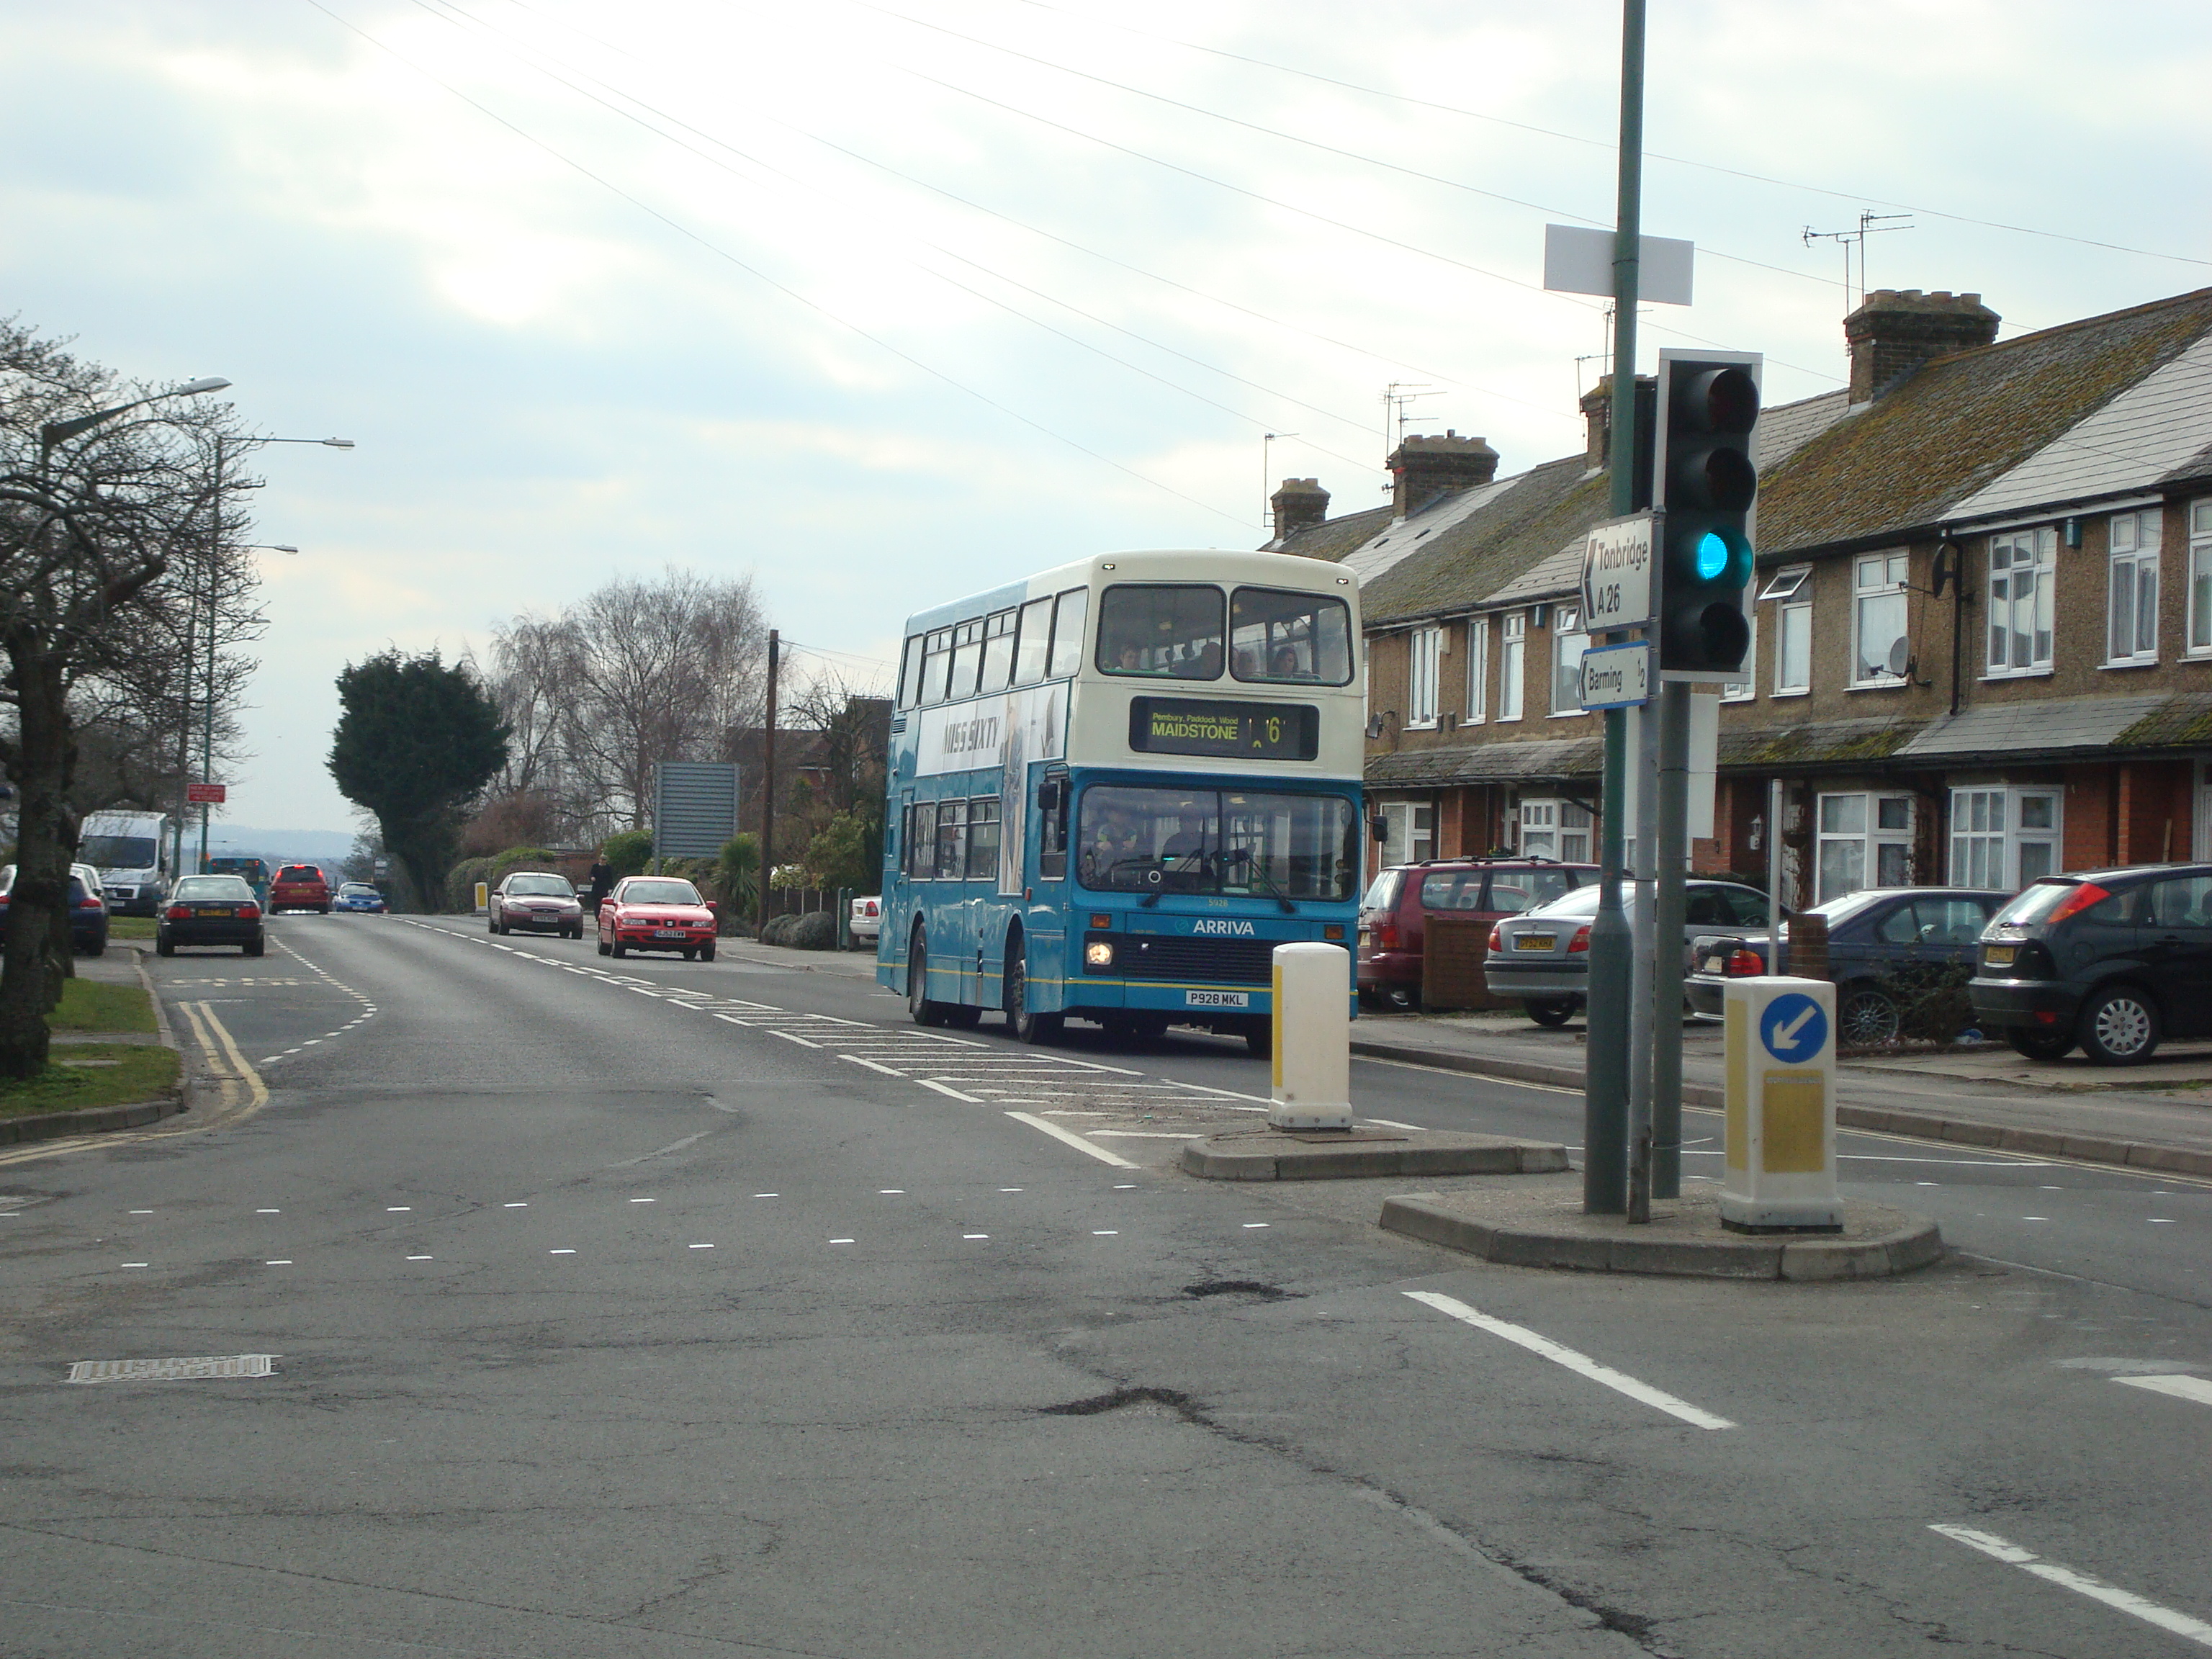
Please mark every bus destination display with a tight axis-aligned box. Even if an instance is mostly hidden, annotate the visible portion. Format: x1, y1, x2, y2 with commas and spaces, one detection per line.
1128, 698, 1318, 761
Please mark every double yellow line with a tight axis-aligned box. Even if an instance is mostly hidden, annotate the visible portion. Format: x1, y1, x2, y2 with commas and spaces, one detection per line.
176, 1000, 269, 1113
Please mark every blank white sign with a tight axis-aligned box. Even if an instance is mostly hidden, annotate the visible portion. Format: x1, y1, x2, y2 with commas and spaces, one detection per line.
1543, 225, 1695, 306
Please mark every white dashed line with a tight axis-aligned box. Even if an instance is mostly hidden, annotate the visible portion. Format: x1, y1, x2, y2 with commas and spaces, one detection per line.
1929, 1524, 2212, 1648
407, 1254, 433, 1261
549, 1249, 575, 1255
2113, 1374, 2212, 1407
264, 1259, 292, 1266
1092, 1230, 1118, 1236
829, 1238, 854, 1245
688, 1243, 714, 1249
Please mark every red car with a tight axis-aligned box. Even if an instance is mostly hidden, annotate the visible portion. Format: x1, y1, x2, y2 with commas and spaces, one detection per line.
269, 863, 331, 914
1357, 856, 1598, 1010
596, 875, 719, 961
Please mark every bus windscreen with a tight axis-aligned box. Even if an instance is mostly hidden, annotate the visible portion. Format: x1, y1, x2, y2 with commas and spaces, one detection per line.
1076, 786, 1356, 902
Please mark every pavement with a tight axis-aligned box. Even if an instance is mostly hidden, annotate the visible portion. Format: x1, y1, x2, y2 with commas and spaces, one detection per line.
1, 914, 2207, 1657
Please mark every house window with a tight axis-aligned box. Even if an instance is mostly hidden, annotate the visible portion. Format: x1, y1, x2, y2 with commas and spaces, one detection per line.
2107, 509, 2161, 665
1761, 565, 1812, 694
1722, 606, 1757, 702
1950, 787, 2062, 891
1498, 612, 1526, 721
1406, 626, 1442, 727
1463, 616, 1488, 724
1987, 528, 2056, 675
1853, 552, 1910, 685
1550, 605, 1590, 716
1815, 792, 1913, 902
1380, 801, 1433, 866
1520, 799, 1592, 863
2188, 500, 2212, 656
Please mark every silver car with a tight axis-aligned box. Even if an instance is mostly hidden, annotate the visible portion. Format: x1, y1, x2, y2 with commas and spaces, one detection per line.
1484, 878, 1779, 1026
490, 871, 585, 938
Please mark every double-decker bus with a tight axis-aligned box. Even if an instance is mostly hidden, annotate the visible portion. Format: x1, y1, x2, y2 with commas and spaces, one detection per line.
878, 549, 1364, 1053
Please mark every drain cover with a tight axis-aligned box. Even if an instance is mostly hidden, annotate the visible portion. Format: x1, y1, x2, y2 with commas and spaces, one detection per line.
67, 1354, 276, 1383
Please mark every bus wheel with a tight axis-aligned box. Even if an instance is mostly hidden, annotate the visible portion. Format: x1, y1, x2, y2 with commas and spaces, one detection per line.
1245, 1019, 1272, 1058
909, 932, 945, 1027
1128, 1014, 1168, 1042
1006, 942, 1064, 1045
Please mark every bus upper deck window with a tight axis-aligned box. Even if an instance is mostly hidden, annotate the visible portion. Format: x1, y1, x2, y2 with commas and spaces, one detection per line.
950, 621, 984, 702
921, 631, 953, 705
1097, 584, 1224, 679
899, 637, 925, 708
1231, 588, 1354, 685
980, 610, 1017, 693
1012, 597, 1053, 685
1047, 588, 1089, 680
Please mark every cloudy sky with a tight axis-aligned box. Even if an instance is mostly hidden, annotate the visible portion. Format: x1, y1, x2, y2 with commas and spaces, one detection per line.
4, 0, 2208, 835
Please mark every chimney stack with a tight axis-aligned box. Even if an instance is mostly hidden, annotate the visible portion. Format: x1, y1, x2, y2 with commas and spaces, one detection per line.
1578, 374, 1654, 474
1845, 289, 2000, 403
1269, 477, 1331, 545
1387, 430, 1499, 518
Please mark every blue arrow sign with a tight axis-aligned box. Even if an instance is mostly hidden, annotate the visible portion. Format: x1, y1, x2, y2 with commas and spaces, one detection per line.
1758, 993, 1828, 1064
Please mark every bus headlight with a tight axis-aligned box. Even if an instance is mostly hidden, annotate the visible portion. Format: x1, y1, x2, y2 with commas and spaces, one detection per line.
1084, 940, 1115, 968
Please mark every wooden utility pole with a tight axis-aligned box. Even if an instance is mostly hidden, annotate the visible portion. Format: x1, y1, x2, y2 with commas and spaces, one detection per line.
758, 629, 779, 935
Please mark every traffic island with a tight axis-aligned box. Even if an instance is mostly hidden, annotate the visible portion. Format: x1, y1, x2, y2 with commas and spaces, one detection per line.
1182, 1128, 1568, 1182
1379, 1177, 1942, 1281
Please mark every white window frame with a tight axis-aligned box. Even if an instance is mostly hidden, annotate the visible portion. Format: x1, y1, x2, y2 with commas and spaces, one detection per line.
1498, 611, 1526, 722
1463, 616, 1488, 724
1519, 797, 1593, 864
1986, 528, 2056, 677
1949, 786, 2062, 891
2106, 508, 2162, 666
1406, 626, 1442, 728
2188, 500, 2212, 658
1382, 800, 1434, 865
1550, 604, 1591, 717
1722, 605, 1758, 702
1851, 552, 1911, 687
1814, 791, 1914, 903
1762, 565, 1812, 696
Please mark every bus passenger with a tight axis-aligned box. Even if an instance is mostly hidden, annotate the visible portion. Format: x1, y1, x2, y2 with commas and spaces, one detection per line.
1269, 644, 1304, 679
1189, 640, 1223, 679
1116, 642, 1148, 673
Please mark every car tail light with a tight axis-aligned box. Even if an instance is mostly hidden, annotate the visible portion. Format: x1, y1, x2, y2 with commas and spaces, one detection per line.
77, 896, 102, 910
166, 904, 191, 920
1375, 921, 1401, 950
1727, 949, 1764, 976
2045, 882, 2111, 924
1487, 925, 1503, 953
1568, 925, 1591, 953
239, 903, 262, 920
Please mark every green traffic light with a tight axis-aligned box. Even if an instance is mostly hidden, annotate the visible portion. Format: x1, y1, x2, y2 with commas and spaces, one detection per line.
1696, 531, 1730, 580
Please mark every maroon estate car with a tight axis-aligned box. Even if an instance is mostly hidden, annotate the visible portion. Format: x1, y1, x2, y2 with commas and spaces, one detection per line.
595, 875, 719, 961
1357, 856, 1599, 1010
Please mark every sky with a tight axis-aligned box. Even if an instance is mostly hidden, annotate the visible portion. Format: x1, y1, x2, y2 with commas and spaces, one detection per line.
3, 0, 2208, 835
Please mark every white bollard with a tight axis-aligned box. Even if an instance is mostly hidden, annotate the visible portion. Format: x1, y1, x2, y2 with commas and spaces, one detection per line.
1269, 942, 1352, 1131
1719, 976, 1841, 1232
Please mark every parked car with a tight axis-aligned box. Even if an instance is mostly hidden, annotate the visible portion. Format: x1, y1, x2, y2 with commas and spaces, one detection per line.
0, 866, 110, 956
1970, 863, 2212, 1065
1485, 878, 1781, 1025
333, 883, 387, 914
490, 871, 584, 938
596, 876, 719, 961
1357, 858, 1599, 1010
156, 873, 264, 957
850, 894, 881, 948
1686, 886, 2008, 1043
269, 863, 332, 914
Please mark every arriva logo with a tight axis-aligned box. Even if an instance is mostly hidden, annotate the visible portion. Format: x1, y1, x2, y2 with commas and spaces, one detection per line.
1190, 919, 1257, 936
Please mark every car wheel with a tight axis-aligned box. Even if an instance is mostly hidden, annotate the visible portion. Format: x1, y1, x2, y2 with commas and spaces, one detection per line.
908, 931, 944, 1027
244, 938, 265, 958
681, 948, 698, 962
2005, 1028, 2075, 1061
597, 937, 611, 956
1524, 997, 1575, 1028
156, 934, 174, 958
1838, 985, 1901, 1046
699, 942, 716, 963
1246, 1018, 1273, 1058
1382, 984, 1418, 1013
2079, 985, 2160, 1066
1005, 940, 1063, 1045
611, 940, 627, 958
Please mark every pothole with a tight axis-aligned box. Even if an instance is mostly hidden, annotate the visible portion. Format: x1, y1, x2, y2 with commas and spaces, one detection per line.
1039, 1385, 1193, 1416
1182, 1280, 1292, 1300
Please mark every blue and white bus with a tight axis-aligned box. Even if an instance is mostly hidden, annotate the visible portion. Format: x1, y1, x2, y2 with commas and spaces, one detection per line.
877, 549, 1364, 1053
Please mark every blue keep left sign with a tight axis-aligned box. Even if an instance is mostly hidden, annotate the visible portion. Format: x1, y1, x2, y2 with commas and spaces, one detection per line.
1758, 993, 1829, 1064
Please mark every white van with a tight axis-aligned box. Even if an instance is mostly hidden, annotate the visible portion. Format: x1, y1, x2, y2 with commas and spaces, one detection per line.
80, 811, 175, 917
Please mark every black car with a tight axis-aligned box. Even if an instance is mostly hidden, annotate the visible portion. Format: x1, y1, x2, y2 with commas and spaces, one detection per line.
1970, 864, 2212, 1064
157, 874, 265, 957
0, 866, 110, 957
1688, 886, 2008, 1043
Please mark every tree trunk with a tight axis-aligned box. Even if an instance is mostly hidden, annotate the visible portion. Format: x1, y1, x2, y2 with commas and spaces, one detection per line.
0, 653, 74, 1076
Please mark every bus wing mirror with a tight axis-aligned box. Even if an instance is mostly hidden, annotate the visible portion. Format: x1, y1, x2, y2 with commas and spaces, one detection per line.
1038, 780, 1064, 811
1370, 817, 1389, 845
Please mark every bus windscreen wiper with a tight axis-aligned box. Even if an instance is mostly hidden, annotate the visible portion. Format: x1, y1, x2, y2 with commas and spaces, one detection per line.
1229, 848, 1297, 914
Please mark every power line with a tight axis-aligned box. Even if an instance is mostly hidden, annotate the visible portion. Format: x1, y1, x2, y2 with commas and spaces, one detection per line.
297, 0, 1254, 529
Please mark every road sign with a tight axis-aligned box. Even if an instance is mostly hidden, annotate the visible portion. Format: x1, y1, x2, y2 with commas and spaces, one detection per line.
652, 761, 742, 858
1581, 513, 1655, 631
1578, 641, 1650, 710
1542, 225, 1695, 306
186, 783, 225, 804
1758, 992, 1830, 1065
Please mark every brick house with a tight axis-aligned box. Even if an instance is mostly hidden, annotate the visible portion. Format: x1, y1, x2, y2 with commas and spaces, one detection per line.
1269, 284, 2212, 904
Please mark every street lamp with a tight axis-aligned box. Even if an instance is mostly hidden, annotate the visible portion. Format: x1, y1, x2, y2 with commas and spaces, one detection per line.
37, 377, 231, 469
186, 436, 354, 876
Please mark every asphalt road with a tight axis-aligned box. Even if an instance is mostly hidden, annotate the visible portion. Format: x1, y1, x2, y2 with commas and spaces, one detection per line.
0, 913, 2206, 1658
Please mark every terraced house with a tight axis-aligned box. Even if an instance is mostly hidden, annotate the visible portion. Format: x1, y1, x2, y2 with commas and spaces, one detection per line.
1267, 284, 2212, 905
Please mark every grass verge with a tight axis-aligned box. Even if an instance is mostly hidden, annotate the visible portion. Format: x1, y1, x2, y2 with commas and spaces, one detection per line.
53, 978, 157, 1033
0, 1043, 180, 1120
109, 917, 155, 940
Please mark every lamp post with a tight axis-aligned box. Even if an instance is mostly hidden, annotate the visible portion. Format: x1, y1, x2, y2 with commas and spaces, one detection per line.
189, 437, 352, 876
37, 377, 231, 475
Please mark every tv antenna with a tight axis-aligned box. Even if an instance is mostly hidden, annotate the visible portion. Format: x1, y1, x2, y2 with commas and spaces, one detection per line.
1262, 432, 1299, 529
1380, 382, 1443, 473
1803, 210, 1914, 312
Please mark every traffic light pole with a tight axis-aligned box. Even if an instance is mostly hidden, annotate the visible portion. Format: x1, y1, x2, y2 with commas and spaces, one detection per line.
1653, 680, 1690, 1200
1584, 0, 1646, 1216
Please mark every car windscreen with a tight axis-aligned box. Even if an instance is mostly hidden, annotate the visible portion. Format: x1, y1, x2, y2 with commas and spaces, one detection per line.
1358, 869, 1401, 913
621, 880, 703, 905
1525, 885, 1604, 919
81, 835, 158, 868
173, 877, 253, 901
278, 866, 320, 880
505, 875, 575, 897
1991, 880, 2082, 927
339, 884, 376, 896
1077, 785, 1357, 901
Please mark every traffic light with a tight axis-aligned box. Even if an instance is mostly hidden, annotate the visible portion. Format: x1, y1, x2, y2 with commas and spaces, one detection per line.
1655, 352, 1760, 675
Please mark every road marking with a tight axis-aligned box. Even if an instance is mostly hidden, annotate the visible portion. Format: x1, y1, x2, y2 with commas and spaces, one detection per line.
120, 1262, 148, 1268
406, 1254, 432, 1261
1404, 1291, 1735, 1430
919, 1079, 984, 1103
629, 1197, 655, 1203
878, 1189, 904, 1194
549, 1249, 575, 1255
2113, 1374, 2212, 1407
688, 1243, 714, 1249
1928, 1524, 2212, 1647
1092, 1230, 1118, 1236
386, 1207, 410, 1212
613, 1131, 707, 1166
841, 1054, 905, 1077
504, 1202, 529, 1208
1243, 1222, 1270, 1228
1089, 1130, 1207, 1139
829, 1238, 854, 1245
769, 1029, 822, 1049
752, 1192, 778, 1197
1005, 1111, 1138, 1168
264, 1259, 291, 1266
68, 1354, 276, 1382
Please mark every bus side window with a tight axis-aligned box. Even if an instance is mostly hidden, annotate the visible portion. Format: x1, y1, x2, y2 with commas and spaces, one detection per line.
950, 621, 984, 701
898, 637, 925, 708
935, 800, 968, 878
921, 631, 952, 705
1047, 588, 1088, 680
909, 801, 939, 878
1012, 597, 1053, 685
1038, 778, 1069, 879
981, 611, 1017, 691
966, 798, 1002, 880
